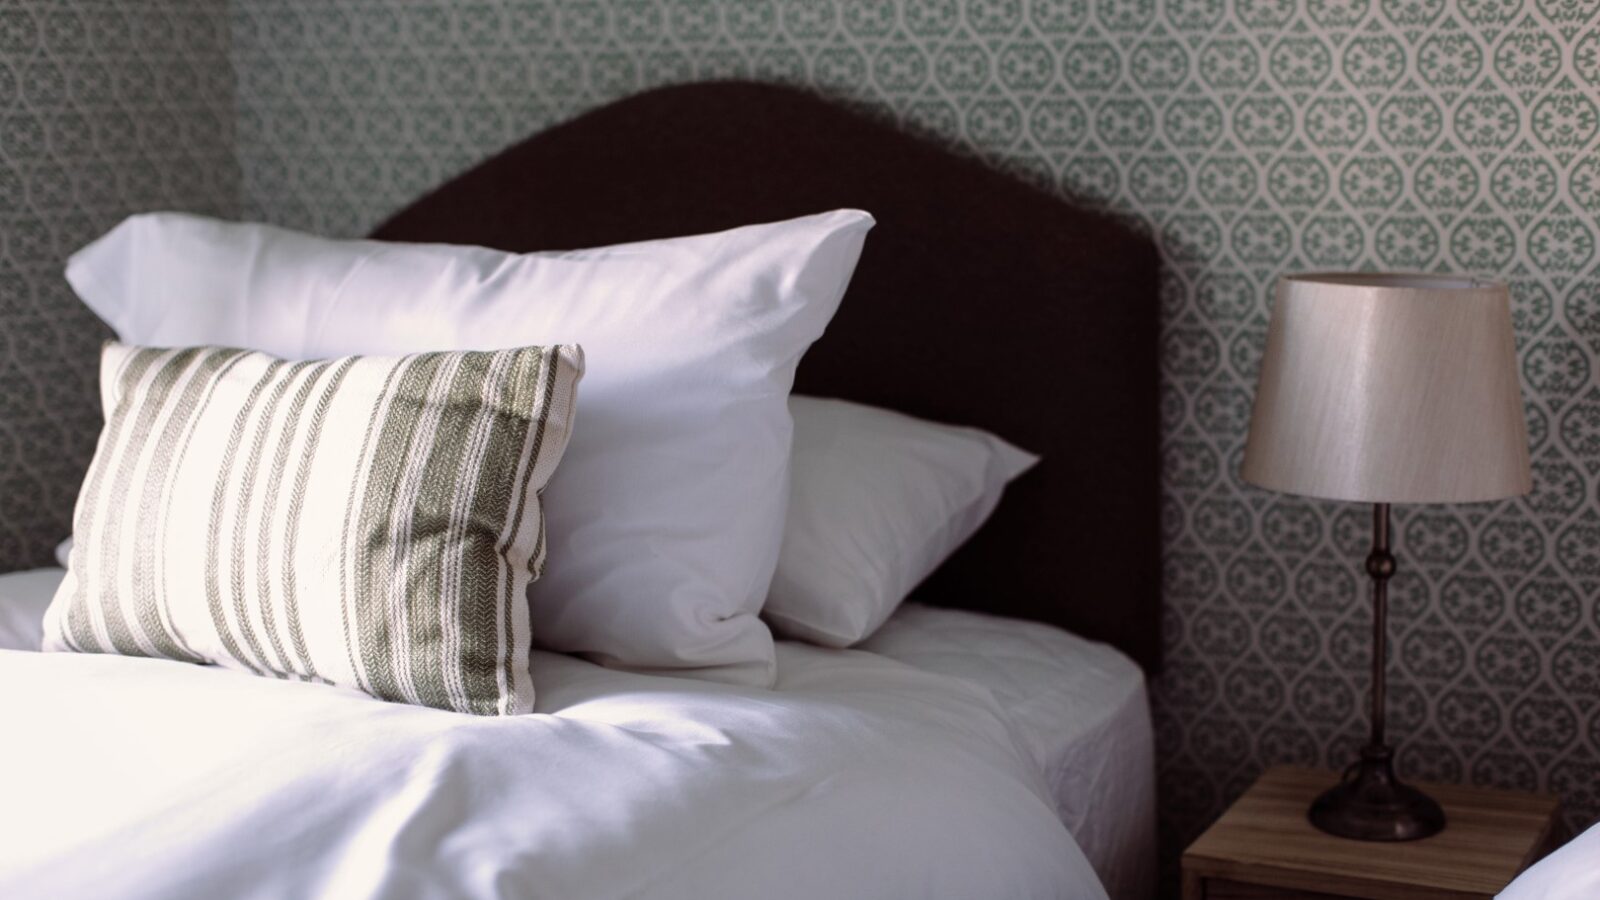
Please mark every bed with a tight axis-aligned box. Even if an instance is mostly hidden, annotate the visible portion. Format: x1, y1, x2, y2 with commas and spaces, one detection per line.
0, 568, 1155, 899
0, 82, 1160, 899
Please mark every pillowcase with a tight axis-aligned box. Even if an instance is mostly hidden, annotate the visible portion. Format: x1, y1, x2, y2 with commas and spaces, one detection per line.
66, 210, 873, 685
762, 397, 1038, 648
42, 341, 584, 716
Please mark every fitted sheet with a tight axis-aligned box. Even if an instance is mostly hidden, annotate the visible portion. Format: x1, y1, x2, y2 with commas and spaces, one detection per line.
0, 568, 1106, 900
863, 604, 1156, 900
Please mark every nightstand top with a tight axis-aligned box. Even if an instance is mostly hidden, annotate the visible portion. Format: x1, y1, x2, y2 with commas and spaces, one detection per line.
1183, 766, 1560, 900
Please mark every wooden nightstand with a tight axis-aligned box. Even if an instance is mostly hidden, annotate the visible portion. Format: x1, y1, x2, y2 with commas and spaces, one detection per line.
1182, 766, 1560, 900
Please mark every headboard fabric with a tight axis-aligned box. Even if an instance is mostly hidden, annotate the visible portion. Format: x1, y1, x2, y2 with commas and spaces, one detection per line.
372, 81, 1163, 672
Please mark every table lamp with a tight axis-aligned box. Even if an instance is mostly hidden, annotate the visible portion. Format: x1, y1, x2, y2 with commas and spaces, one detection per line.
1241, 273, 1531, 841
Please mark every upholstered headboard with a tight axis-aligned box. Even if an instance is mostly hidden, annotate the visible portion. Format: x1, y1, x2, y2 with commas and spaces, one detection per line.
372, 81, 1163, 671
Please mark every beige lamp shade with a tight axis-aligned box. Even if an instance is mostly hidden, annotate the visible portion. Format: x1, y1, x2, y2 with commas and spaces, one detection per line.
1241, 273, 1531, 504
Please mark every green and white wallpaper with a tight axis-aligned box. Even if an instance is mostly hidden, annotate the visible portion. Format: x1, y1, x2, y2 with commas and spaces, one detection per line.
3, 0, 1599, 861
224, 0, 1600, 848
0, 1, 238, 566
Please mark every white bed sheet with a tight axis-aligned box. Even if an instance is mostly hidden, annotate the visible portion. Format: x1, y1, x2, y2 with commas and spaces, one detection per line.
0, 568, 1107, 900
862, 605, 1156, 900
1498, 821, 1600, 899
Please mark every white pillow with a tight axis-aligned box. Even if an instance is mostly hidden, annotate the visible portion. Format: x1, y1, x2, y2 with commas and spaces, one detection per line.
0, 569, 63, 653
67, 210, 874, 685
763, 397, 1038, 647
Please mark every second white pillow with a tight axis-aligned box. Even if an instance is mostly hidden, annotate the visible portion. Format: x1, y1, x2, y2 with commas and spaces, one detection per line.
765, 397, 1038, 648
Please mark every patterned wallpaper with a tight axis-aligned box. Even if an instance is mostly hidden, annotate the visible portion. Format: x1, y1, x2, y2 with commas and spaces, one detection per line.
226, 0, 1600, 852
2, 0, 1595, 871
0, 1, 238, 566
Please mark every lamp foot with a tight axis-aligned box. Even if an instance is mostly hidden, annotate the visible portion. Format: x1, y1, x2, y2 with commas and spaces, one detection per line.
1309, 745, 1446, 841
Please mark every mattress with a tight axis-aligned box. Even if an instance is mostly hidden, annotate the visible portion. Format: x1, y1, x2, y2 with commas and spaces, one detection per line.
0, 569, 1147, 899
863, 604, 1156, 900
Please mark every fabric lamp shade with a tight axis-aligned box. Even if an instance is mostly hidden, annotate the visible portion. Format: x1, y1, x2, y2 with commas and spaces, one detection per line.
1242, 273, 1531, 504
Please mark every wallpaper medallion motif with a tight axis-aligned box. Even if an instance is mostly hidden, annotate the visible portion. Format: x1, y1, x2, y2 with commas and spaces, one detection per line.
0, 1, 238, 568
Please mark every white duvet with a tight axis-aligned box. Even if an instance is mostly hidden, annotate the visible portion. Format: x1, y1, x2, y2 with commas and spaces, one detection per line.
0, 579, 1105, 899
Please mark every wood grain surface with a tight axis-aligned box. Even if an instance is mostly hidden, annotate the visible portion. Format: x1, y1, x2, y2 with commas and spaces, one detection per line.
1182, 766, 1559, 900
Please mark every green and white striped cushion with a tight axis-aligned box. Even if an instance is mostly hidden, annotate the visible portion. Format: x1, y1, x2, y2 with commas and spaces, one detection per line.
42, 341, 584, 715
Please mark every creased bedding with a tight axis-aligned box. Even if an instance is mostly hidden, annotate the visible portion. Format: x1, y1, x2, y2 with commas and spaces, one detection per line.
863, 605, 1156, 900
0, 570, 1106, 899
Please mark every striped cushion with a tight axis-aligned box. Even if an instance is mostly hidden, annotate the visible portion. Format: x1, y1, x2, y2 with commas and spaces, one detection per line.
42, 342, 584, 715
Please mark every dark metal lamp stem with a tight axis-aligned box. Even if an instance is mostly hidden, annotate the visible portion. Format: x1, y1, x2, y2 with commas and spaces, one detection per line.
1368, 502, 1391, 751
1308, 502, 1447, 841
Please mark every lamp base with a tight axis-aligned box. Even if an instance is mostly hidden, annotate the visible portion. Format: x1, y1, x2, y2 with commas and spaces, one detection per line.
1309, 746, 1446, 841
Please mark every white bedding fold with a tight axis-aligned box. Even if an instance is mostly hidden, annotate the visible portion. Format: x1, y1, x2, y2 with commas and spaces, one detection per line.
0, 632, 1105, 899
862, 605, 1156, 900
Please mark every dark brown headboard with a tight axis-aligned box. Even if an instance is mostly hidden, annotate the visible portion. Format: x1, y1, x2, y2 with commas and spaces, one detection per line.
372, 81, 1162, 672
